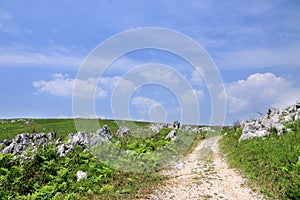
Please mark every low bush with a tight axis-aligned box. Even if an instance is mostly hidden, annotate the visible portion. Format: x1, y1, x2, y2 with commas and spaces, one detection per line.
0, 121, 202, 199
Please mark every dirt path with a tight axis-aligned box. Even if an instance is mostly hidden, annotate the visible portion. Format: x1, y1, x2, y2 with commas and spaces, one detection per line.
145, 136, 265, 200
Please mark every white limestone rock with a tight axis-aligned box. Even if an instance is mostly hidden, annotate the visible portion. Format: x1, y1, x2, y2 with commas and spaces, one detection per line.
77, 170, 87, 182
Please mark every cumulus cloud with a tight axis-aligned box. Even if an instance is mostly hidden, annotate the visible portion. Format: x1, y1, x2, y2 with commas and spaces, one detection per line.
131, 96, 168, 122
112, 78, 135, 96
33, 73, 111, 98
131, 96, 161, 110
100, 76, 121, 88
178, 89, 203, 106
193, 89, 204, 99
190, 70, 204, 85
226, 72, 300, 115
140, 67, 180, 85
33, 74, 75, 97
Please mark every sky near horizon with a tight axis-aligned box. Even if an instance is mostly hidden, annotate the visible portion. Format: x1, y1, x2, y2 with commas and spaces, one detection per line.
0, 0, 300, 125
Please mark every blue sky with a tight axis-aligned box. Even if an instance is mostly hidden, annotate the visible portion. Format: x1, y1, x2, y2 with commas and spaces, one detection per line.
0, 0, 300, 125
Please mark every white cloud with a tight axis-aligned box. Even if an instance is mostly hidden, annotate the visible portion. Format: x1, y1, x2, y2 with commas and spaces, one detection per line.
108, 57, 144, 73
33, 75, 74, 97
73, 77, 108, 98
0, 46, 83, 68
112, 78, 135, 96
193, 89, 204, 99
190, 70, 204, 85
226, 72, 300, 115
131, 96, 160, 110
100, 76, 121, 88
52, 73, 68, 79
140, 67, 180, 85
179, 90, 200, 107
33, 73, 108, 98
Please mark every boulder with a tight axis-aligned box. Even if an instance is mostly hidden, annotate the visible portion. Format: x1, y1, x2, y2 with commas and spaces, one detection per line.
90, 132, 111, 146
283, 115, 292, 122
97, 125, 113, 139
171, 136, 178, 142
256, 130, 268, 137
3, 139, 11, 146
261, 118, 272, 129
102, 125, 111, 135
238, 132, 257, 142
242, 123, 255, 134
68, 132, 89, 147
56, 143, 74, 158
200, 127, 212, 132
253, 122, 262, 130
149, 124, 160, 133
56, 138, 62, 145
116, 127, 131, 138
35, 137, 47, 146
165, 130, 177, 140
273, 123, 285, 133
191, 127, 198, 133
47, 132, 56, 140
172, 121, 180, 129
2, 142, 16, 154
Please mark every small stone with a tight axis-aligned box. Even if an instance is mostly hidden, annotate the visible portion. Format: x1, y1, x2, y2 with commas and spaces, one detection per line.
165, 130, 177, 140
149, 124, 160, 133
171, 136, 178, 142
77, 170, 87, 181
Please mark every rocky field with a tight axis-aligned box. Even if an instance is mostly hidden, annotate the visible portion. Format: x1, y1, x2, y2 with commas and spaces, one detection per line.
0, 101, 300, 199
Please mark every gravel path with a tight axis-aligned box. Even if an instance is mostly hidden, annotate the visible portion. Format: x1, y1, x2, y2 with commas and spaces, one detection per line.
145, 136, 266, 200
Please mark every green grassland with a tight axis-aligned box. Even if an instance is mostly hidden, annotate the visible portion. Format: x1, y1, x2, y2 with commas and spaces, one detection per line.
3, 117, 299, 199
0, 118, 204, 199
220, 120, 300, 199
0, 118, 122, 141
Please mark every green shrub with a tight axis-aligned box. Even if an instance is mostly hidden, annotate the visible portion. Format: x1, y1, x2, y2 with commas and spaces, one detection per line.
0, 119, 205, 199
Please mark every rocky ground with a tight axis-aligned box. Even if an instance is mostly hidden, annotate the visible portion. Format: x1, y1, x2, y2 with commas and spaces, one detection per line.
239, 100, 300, 141
145, 136, 266, 200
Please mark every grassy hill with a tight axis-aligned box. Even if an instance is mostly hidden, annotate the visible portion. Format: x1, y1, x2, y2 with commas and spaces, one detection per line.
0, 118, 203, 199
2, 118, 299, 199
220, 120, 300, 199
0, 118, 125, 141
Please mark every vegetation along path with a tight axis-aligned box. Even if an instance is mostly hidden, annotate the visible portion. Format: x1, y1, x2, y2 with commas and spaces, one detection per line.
146, 136, 265, 200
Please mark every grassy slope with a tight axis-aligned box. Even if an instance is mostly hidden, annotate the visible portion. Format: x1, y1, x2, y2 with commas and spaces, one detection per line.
219, 120, 300, 199
0, 118, 148, 140
0, 118, 204, 199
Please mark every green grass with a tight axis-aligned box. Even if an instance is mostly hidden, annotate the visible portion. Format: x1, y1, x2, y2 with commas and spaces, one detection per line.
219, 120, 300, 199
0, 145, 165, 200
0, 118, 74, 140
0, 118, 204, 199
0, 118, 125, 141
